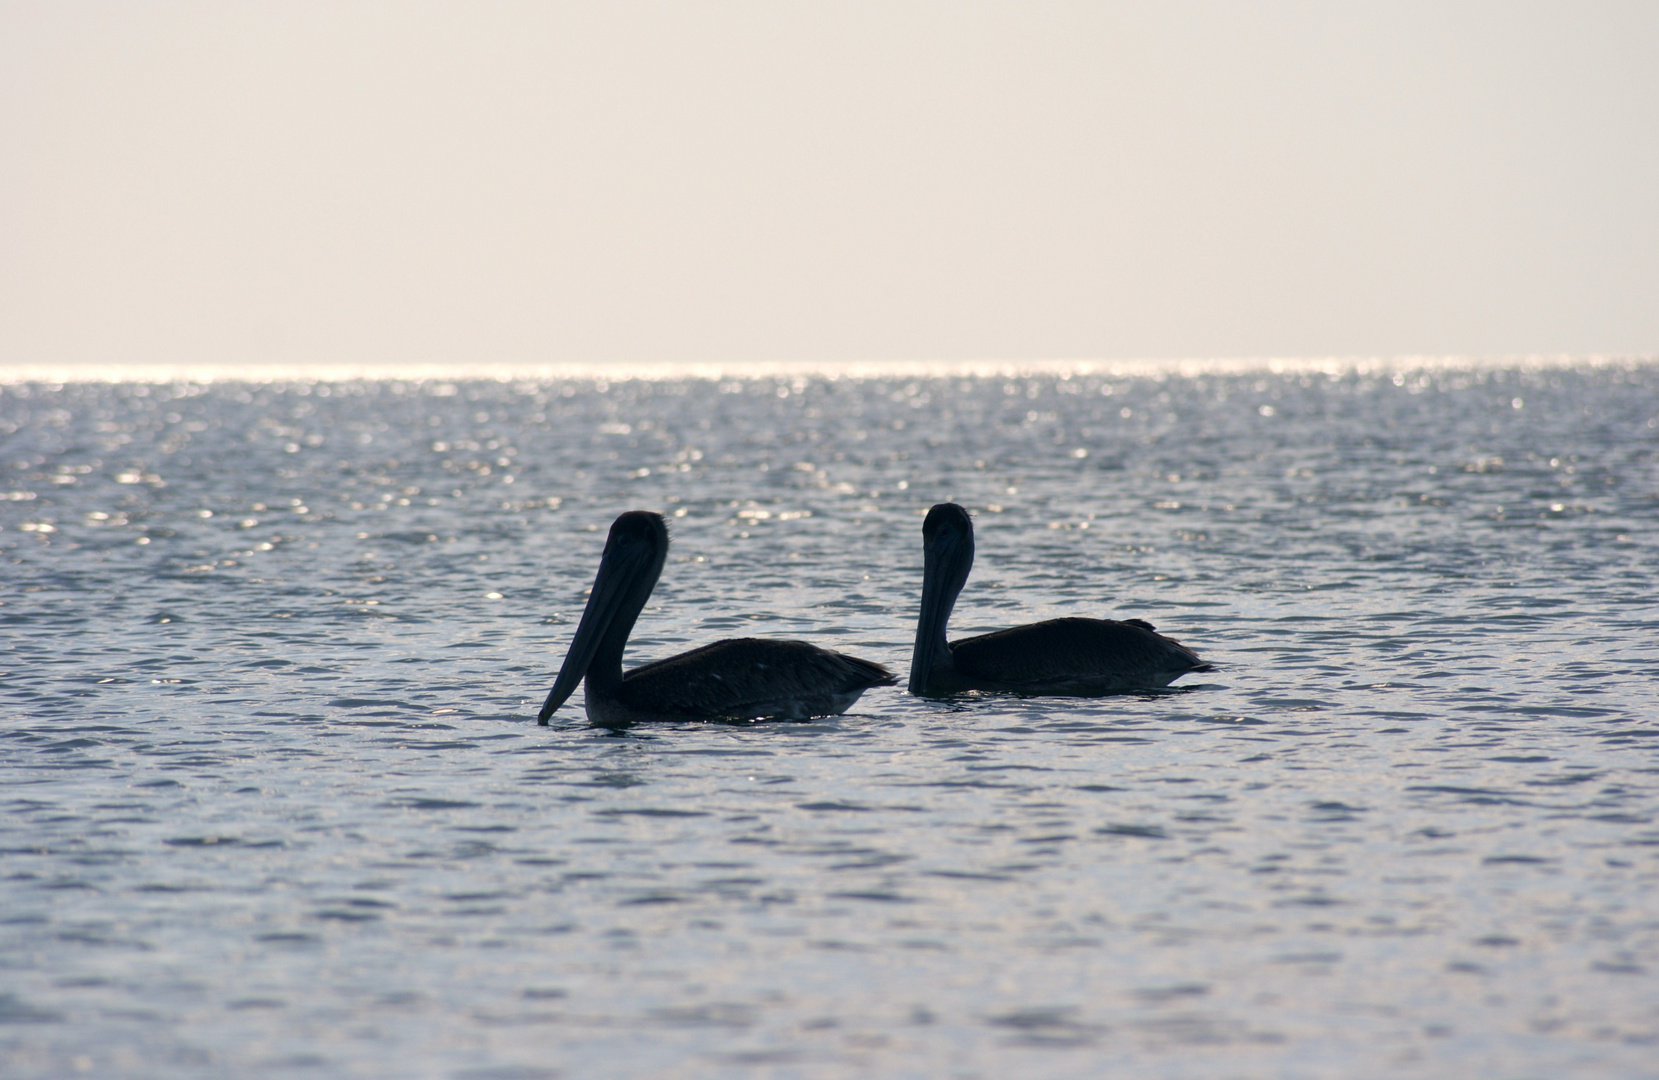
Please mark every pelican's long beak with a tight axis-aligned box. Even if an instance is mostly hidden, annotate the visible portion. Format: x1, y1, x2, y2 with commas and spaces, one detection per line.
538, 538, 652, 724
909, 527, 967, 695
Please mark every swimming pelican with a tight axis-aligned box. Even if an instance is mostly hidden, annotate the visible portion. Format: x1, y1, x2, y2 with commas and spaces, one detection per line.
909, 503, 1210, 696
539, 511, 895, 728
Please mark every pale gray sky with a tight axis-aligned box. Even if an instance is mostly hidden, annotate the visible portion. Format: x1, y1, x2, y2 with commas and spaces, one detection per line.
2, 1, 1656, 370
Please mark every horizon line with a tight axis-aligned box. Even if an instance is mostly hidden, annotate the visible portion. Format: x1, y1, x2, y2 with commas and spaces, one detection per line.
1, 353, 1653, 385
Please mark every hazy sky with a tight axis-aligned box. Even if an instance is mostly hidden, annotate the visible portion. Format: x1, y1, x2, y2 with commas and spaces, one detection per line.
3, 1, 1656, 369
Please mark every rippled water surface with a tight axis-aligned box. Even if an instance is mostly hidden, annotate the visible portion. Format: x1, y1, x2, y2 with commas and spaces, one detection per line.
4, 364, 1658, 1079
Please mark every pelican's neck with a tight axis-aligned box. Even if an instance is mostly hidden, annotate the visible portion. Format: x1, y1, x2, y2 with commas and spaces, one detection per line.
585, 554, 659, 694
910, 525, 972, 693
918, 572, 958, 664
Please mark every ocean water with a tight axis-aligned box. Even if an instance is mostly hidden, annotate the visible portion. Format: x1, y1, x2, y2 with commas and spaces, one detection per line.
2, 361, 1656, 1079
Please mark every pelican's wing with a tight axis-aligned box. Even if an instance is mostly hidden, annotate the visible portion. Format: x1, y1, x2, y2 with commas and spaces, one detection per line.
620, 638, 895, 718
950, 617, 1206, 688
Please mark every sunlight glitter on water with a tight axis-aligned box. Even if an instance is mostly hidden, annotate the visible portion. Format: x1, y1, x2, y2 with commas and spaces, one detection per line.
1, 362, 1657, 1079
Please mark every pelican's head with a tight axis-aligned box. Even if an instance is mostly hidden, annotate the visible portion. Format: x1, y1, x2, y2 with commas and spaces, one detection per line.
604, 509, 669, 556
922, 501, 972, 546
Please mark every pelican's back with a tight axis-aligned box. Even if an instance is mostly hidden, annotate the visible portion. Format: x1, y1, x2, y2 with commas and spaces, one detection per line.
619, 638, 896, 720
950, 617, 1207, 692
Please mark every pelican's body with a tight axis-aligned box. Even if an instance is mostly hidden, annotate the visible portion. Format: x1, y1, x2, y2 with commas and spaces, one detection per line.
909, 503, 1210, 697
540, 511, 894, 728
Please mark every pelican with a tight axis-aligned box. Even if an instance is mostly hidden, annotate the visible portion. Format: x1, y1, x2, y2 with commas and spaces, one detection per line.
909, 503, 1210, 696
539, 511, 895, 728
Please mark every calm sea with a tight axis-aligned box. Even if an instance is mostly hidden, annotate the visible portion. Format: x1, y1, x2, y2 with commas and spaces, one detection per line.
3, 361, 1657, 1079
